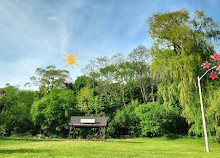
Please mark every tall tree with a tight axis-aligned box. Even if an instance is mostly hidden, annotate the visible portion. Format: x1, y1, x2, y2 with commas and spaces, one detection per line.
25, 65, 72, 93
148, 10, 220, 135
81, 60, 99, 88
128, 46, 151, 104
76, 86, 93, 115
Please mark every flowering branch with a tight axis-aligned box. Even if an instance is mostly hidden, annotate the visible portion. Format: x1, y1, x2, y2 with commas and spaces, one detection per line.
201, 52, 220, 80
199, 66, 217, 80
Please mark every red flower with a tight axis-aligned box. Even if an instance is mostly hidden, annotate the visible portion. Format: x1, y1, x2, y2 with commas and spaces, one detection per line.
210, 52, 220, 61
203, 61, 211, 69
209, 71, 218, 80
216, 65, 220, 71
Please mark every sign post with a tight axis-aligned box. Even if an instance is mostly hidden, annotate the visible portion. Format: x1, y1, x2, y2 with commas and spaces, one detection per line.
197, 76, 210, 152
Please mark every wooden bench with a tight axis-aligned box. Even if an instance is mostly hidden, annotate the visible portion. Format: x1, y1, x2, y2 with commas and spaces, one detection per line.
68, 116, 109, 141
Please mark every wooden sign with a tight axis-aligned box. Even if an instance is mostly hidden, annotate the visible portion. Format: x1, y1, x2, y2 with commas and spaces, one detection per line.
80, 119, 95, 124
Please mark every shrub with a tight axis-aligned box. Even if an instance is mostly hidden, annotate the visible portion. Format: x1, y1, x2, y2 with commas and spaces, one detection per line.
108, 100, 141, 137
136, 102, 188, 136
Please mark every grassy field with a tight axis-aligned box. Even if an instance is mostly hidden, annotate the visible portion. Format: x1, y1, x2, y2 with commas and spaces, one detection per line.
0, 137, 220, 158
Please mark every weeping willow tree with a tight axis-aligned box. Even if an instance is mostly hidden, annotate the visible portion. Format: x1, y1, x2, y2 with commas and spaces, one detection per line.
205, 83, 220, 137
148, 10, 220, 136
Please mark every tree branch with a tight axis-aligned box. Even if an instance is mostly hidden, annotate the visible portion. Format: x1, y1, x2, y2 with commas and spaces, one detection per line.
199, 66, 217, 80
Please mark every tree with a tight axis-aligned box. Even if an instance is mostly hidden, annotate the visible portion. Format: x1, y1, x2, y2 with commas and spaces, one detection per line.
113, 99, 141, 137
76, 86, 93, 115
0, 85, 38, 136
31, 88, 78, 137
148, 10, 220, 136
25, 65, 72, 93
128, 46, 151, 103
73, 75, 93, 94
136, 101, 188, 136
81, 60, 99, 88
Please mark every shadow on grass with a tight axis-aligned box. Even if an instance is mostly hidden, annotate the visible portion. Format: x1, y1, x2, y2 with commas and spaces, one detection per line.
162, 134, 185, 140
118, 141, 145, 144
136, 134, 187, 140
0, 137, 64, 142
0, 148, 50, 154
107, 139, 145, 144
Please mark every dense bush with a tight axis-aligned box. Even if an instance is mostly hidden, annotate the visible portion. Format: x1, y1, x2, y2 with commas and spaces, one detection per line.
136, 102, 167, 136
31, 88, 78, 137
136, 102, 188, 136
108, 100, 141, 137
0, 85, 38, 136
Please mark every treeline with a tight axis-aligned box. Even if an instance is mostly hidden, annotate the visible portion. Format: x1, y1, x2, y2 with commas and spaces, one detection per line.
0, 10, 220, 139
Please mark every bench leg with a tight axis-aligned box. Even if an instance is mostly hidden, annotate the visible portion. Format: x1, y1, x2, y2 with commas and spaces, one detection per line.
73, 127, 75, 140
105, 127, 107, 141
103, 127, 106, 142
68, 126, 72, 140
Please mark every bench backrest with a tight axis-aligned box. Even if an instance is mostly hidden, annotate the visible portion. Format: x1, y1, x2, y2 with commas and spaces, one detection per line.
70, 116, 109, 126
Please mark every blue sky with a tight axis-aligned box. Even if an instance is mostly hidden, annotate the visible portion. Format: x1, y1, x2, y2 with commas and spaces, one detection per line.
0, 0, 220, 89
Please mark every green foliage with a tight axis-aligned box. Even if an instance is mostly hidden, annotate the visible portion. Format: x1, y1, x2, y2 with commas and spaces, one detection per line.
136, 102, 167, 136
25, 65, 72, 93
31, 88, 78, 137
148, 10, 220, 136
109, 100, 141, 137
216, 127, 220, 138
88, 93, 117, 117
205, 84, 220, 136
76, 86, 93, 114
136, 102, 188, 136
73, 75, 93, 94
0, 85, 38, 136
128, 46, 151, 103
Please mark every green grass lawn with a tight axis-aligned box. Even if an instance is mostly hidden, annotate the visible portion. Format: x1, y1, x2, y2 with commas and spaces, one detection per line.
0, 137, 219, 158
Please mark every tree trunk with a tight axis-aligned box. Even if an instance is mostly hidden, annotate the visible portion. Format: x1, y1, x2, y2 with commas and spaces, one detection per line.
142, 83, 148, 104
122, 86, 126, 106
119, 82, 126, 106
140, 85, 146, 104
140, 73, 147, 104
151, 84, 155, 102
151, 78, 155, 102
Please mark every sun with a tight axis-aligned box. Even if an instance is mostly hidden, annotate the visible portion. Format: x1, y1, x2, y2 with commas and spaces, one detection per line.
62, 51, 82, 69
